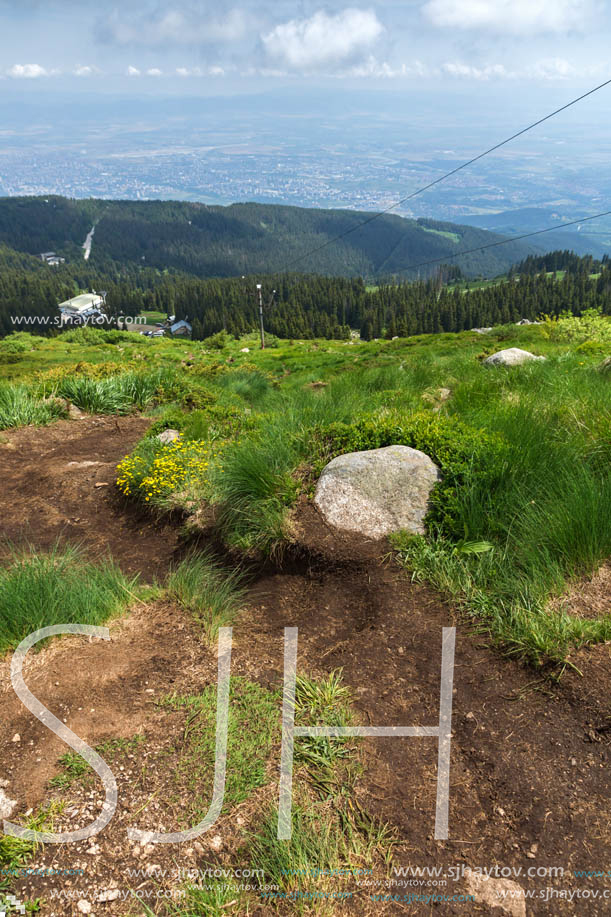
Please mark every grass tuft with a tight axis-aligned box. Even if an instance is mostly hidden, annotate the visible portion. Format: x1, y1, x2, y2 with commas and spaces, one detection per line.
167, 551, 246, 643
0, 544, 137, 654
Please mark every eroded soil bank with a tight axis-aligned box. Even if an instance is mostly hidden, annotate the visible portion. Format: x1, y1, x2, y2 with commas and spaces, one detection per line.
0, 418, 609, 915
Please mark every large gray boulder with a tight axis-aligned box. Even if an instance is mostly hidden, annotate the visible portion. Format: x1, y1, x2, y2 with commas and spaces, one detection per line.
484, 348, 545, 367
314, 445, 440, 539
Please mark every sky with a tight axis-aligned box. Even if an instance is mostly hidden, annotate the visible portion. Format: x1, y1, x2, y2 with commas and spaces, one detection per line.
0, 0, 609, 91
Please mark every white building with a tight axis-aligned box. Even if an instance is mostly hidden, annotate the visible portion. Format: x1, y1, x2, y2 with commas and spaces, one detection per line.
58, 292, 105, 324
40, 251, 65, 266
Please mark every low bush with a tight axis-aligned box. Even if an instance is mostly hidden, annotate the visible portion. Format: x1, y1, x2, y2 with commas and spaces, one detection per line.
60, 327, 133, 345
0, 332, 44, 354
542, 308, 611, 344
0, 544, 136, 653
116, 437, 223, 505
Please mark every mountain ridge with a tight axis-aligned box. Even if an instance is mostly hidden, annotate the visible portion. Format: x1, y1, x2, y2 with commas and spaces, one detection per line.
0, 195, 537, 280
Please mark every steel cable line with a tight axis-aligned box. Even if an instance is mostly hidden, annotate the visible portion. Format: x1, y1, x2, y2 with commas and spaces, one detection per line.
389, 209, 611, 276
280, 77, 611, 272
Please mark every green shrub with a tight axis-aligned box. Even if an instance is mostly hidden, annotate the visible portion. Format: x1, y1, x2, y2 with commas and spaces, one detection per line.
60, 326, 132, 345
0, 332, 42, 354
543, 308, 611, 344
204, 329, 230, 350
312, 412, 509, 538
576, 339, 607, 355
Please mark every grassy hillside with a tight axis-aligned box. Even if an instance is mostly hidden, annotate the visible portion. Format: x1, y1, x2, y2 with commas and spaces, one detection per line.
0, 313, 609, 667
0, 196, 534, 280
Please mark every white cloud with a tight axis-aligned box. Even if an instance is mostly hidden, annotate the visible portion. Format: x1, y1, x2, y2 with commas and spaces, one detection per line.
73, 65, 94, 76
7, 63, 48, 78
344, 55, 429, 78
526, 57, 575, 79
442, 61, 512, 80
423, 0, 596, 35
262, 8, 384, 71
146, 67, 163, 76
126, 65, 141, 76
175, 65, 225, 77
105, 8, 247, 46
441, 57, 597, 80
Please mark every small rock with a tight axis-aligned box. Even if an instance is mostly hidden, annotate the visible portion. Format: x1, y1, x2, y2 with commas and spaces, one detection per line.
11, 733, 20, 744
98, 889, 120, 903
77, 901, 92, 914
68, 404, 86, 420
240, 347, 250, 353
94, 482, 109, 488
193, 841, 205, 857
86, 844, 101, 855
0, 788, 16, 819
496, 806, 506, 816
465, 711, 475, 721
463, 869, 526, 917
210, 835, 223, 851
156, 429, 180, 444
484, 348, 546, 367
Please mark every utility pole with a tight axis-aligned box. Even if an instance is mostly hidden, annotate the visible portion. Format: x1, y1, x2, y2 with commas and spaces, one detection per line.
256, 283, 265, 349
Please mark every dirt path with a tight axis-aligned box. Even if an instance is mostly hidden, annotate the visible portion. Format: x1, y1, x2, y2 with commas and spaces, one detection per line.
0, 415, 182, 580
0, 419, 608, 915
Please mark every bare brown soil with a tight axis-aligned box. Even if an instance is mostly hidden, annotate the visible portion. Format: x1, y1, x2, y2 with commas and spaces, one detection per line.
549, 564, 611, 620
0, 416, 182, 580
0, 419, 609, 916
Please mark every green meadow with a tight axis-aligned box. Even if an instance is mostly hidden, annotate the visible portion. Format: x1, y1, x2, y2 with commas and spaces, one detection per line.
0, 312, 609, 667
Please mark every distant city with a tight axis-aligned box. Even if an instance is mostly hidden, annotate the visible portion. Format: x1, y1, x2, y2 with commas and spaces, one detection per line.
2, 90, 611, 254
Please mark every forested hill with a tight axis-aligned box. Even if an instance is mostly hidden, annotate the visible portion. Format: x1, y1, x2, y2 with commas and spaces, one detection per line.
0, 196, 534, 280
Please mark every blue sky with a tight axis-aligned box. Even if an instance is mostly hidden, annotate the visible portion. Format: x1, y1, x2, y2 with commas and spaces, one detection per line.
0, 0, 609, 90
